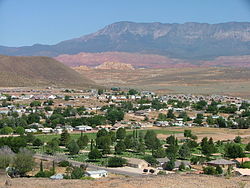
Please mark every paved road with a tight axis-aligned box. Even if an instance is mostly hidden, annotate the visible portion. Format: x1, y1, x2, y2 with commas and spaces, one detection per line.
34, 153, 144, 177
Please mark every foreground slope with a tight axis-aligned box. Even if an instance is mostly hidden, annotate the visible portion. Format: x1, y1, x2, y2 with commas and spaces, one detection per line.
0, 55, 96, 88
3, 174, 249, 188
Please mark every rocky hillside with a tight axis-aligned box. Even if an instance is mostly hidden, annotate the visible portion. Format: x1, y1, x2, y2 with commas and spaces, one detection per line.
1, 21, 250, 60
94, 61, 135, 70
55, 52, 191, 68
0, 55, 96, 88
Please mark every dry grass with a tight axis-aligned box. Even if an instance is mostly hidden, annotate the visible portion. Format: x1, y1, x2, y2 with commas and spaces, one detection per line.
76, 67, 250, 98
2, 174, 250, 188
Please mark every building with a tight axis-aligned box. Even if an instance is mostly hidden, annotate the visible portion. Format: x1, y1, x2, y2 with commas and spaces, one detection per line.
85, 170, 108, 178
206, 159, 236, 170
126, 158, 149, 169
75, 125, 93, 132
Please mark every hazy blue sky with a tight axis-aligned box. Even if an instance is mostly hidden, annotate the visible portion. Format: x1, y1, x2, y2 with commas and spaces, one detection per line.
1, 0, 250, 46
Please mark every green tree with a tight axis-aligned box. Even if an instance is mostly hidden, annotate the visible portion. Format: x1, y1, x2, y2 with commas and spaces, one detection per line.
116, 127, 126, 140
88, 148, 102, 160
13, 148, 35, 176
107, 157, 127, 167
167, 109, 175, 119
46, 138, 60, 155
224, 143, 245, 158
184, 130, 192, 138
143, 155, 158, 166
33, 138, 44, 147
152, 148, 166, 158
178, 143, 191, 159
0, 126, 13, 135
163, 160, 175, 171
30, 101, 41, 107
246, 142, 250, 151
144, 130, 161, 150
96, 128, 109, 137
59, 130, 71, 146
14, 126, 25, 135
77, 132, 89, 149
106, 108, 124, 125
115, 141, 126, 154
67, 140, 80, 155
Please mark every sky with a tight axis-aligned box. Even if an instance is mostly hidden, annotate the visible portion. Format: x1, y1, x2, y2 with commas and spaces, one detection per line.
1, 0, 250, 47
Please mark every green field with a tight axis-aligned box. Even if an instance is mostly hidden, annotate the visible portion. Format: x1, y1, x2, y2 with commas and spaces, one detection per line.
36, 128, 183, 143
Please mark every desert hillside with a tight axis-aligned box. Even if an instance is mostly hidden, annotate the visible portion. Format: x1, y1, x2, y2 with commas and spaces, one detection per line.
0, 55, 96, 88
2, 174, 249, 188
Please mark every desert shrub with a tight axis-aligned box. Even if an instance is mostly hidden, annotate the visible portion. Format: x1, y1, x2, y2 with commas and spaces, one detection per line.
179, 162, 186, 171
35, 170, 54, 178
216, 166, 223, 174
203, 166, 217, 175
58, 160, 71, 167
71, 167, 84, 179
157, 171, 166, 175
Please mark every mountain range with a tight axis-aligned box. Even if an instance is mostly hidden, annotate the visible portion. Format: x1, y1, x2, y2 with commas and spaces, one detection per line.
1, 21, 250, 61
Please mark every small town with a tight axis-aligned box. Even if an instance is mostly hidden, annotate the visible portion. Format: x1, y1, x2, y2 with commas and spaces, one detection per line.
0, 87, 250, 185
2, 1, 250, 187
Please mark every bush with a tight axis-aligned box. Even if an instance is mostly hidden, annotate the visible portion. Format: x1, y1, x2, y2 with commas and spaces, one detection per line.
157, 171, 166, 175
35, 170, 54, 178
241, 161, 250, 169
71, 167, 84, 179
245, 142, 250, 151
234, 136, 242, 143
203, 166, 217, 175
58, 160, 71, 167
179, 162, 186, 171
163, 160, 175, 171
216, 166, 223, 174
107, 157, 127, 167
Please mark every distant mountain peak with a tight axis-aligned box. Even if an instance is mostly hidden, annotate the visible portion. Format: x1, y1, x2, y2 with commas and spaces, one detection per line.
1, 21, 250, 60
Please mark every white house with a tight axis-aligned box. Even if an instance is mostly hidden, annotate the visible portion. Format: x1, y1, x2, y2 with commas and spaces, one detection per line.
85, 170, 108, 178
75, 125, 93, 132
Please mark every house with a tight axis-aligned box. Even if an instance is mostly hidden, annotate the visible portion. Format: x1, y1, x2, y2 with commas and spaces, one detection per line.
206, 159, 236, 170
75, 125, 93, 132
235, 168, 250, 176
85, 170, 108, 178
25, 128, 37, 133
38, 127, 53, 133
126, 158, 149, 169
156, 158, 191, 169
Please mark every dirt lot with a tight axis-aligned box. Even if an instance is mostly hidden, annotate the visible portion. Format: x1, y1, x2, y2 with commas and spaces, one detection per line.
1, 174, 250, 188
155, 127, 250, 142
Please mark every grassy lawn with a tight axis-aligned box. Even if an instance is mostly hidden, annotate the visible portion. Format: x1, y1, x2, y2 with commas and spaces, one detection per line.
35, 128, 183, 143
